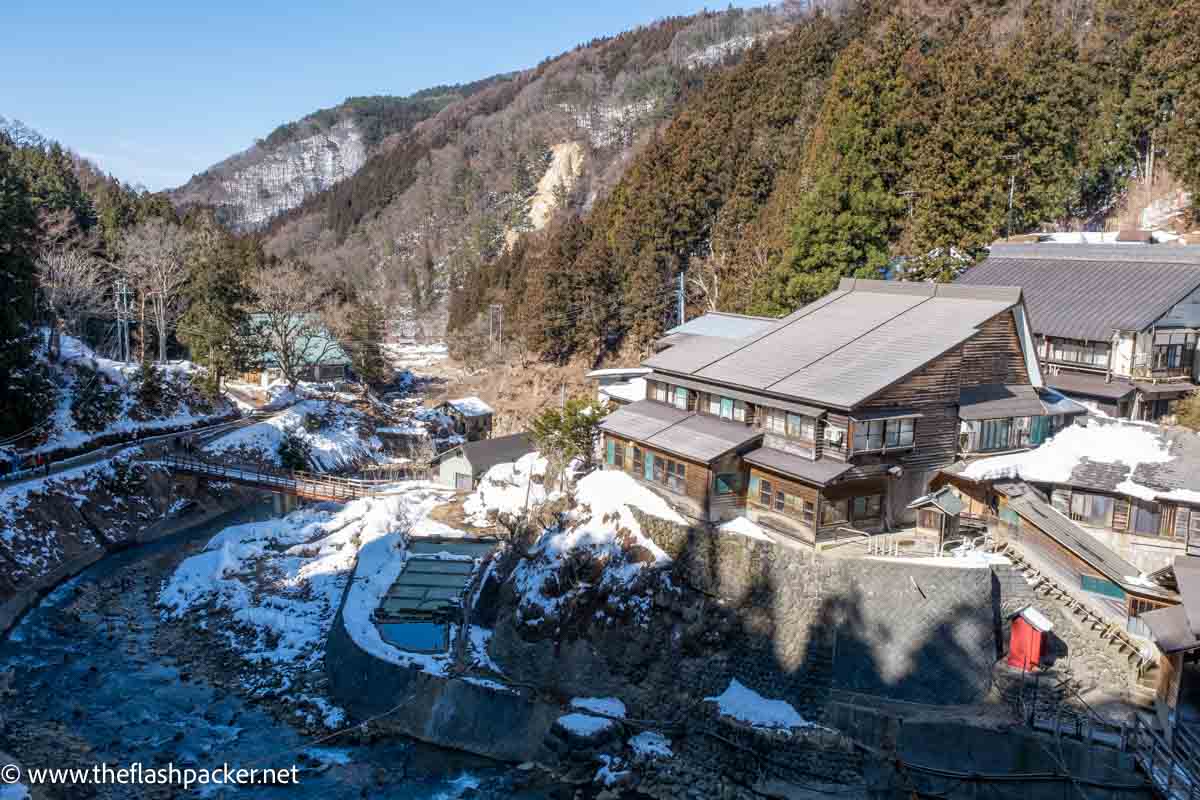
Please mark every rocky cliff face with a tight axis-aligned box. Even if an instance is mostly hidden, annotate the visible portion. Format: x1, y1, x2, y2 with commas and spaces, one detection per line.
173, 118, 367, 232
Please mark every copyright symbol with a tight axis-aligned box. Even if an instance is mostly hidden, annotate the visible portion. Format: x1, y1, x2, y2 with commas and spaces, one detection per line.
0, 763, 19, 783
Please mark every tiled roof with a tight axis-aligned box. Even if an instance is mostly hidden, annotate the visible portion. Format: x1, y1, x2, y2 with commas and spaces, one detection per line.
743, 447, 852, 486
645, 279, 1021, 410
958, 244, 1200, 340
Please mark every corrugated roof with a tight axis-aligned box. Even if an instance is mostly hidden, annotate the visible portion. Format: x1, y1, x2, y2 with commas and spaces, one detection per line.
598, 400, 762, 463
645, 280, 1020, 410
744, 447, 852, 486
1003, 489, 1143, 587
663, 311, 778, 339
958, 247, 1200, 340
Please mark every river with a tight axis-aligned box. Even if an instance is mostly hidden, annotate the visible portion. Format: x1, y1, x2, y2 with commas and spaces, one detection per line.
0, 499, 556, 800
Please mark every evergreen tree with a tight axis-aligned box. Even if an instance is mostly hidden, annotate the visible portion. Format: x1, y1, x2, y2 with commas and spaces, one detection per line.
0, 135, 54, 436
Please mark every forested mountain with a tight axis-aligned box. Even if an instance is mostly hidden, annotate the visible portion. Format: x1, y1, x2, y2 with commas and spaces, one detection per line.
449, 0, 1200, 364
167, 81, 512, 232
247, 5, 805, 339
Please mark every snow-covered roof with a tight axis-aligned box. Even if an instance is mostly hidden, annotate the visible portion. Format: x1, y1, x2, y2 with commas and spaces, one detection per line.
957, 418, 1200, 504
444, 397, 494, 417
599, 377, 646, 405
1017, 606, 1053, 632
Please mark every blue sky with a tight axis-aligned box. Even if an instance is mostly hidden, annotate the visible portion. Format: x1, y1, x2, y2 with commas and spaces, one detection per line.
4, 1, 751, 191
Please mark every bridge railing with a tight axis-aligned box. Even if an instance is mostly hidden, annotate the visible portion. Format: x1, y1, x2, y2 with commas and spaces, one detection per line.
159, 454, 400, 500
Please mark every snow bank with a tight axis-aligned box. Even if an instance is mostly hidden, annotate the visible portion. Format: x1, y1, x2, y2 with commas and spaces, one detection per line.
961, 421, 1171, 486
719, 516, 772, 542
571, 696, 627, 718
463, 452, 551, 525
706, 679, 814, 731
629, 731, 673, 759
205, 399, 380, 471
160, 484, 453, 693
509, 469, 680, 626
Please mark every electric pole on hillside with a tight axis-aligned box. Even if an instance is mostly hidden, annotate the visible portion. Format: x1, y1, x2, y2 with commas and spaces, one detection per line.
1003, 153, 1021, 240
676, 272, 685, 327
489, 304, 503, 351
114, 279, 133, 363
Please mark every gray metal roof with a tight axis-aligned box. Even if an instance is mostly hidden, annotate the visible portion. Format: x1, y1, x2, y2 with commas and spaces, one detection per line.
645, 280, 1020, 410
743, 447, 852, 486
1001, 485, 1144, 587
1174, 556, 1200, 636
907, 486, 965, 516
958, 384, 1079, 421
664, 311, 778, 339
598, 399, 691, 441
959, 246, 1200, 340
1141, 604, 1197, 653
1045, 371, 1135, 401
1134, 381, 1198, 397
435, 432, 535, 473
598, 399, 761, 463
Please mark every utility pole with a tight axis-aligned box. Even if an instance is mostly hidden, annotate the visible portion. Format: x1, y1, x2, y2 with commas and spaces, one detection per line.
114, 279, 133, 363
1003, 153, 1021, 241
489, 304, 503, 351
677, 271, 685, 327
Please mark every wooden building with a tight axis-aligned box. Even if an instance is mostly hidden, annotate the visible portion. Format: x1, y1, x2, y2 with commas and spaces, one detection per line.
937, 417, 1200, 573
598, 279, 1080, 546
958, 244, 1200, 421
435, 397, 494, 442
431, 432, 533, 491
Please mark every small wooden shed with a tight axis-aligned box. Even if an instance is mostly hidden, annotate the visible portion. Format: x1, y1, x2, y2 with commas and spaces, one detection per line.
907, 486, 964, 548
1008, 606, 1053, 670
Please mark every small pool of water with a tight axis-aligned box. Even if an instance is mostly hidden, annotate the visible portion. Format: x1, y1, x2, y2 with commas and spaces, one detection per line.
378, 621, 449, 652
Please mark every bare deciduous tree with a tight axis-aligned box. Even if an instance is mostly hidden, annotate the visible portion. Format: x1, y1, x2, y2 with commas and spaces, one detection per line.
254, 259, 337, 390
36, 248, 110, 357
117, 219, 195, 362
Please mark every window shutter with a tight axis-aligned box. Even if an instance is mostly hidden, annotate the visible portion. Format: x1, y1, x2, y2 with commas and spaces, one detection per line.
606, 439, 615, 465
749, 475, 760, 495
644, 452, 654, 481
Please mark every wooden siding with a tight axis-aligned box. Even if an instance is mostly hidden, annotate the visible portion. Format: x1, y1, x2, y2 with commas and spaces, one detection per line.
958, 310, 1031, 387
747, 466, 820, 544
603, 433, 712, 518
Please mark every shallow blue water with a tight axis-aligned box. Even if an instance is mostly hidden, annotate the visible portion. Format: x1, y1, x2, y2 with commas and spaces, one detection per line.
0, 500, 551, 799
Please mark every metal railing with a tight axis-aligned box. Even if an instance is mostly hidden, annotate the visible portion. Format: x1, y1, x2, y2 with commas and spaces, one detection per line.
159, 454, 402, 501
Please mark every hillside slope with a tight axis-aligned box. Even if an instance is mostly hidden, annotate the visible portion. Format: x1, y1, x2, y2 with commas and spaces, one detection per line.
167, 84, 508, 231
251, 5, 801, 338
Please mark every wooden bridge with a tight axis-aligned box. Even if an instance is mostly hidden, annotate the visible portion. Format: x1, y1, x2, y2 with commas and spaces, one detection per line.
159, 454, 424, 502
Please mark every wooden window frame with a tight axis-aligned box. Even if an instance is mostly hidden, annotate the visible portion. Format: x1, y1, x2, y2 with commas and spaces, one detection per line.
851, 417, 915, 454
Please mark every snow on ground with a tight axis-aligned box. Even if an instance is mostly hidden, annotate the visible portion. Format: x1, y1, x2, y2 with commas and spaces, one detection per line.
382, 341, 449, 370
32, 333, 229, 455
629, 731, 673, 759
557, 712, 616, 736
205, 399, 380, 471
719, 516, 773, 542
463, 452, 552, 525
509, 469, 681, 625
961, 420, 1171, 489
467, 626, 504, 674
571, 697, 627, 718
159, 483, 454, 711
705, 679, 815, 731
